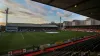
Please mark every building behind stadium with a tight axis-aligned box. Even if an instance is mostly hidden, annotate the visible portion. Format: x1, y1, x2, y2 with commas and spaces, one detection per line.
63, 18, 100, 27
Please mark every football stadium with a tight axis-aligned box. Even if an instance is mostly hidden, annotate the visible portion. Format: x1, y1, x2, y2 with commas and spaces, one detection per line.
0, 0, 100, 56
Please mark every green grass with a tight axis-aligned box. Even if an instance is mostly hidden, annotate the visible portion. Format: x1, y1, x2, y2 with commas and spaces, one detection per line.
0, 31, 96, 53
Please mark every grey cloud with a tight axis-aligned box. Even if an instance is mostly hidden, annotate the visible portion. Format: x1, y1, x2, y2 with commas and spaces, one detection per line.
57, 10, 72, 17
0, 0, 48, 24
26, 0, 49, 16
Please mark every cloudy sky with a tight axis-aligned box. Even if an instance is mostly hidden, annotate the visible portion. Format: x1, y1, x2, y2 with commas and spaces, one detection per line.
0, 0, 88, 24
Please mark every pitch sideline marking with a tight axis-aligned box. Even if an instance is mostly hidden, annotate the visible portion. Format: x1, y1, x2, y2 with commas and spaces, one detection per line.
21, 33, 24, 39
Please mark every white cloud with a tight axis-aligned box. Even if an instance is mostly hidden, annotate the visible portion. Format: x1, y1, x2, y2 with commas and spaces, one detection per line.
63, 10, 72, 17
48, 11, 53, 14
0, 12, 6, 23
56, 12, 64, 17
25, 0, 48, 17
51, 7, 58, 11
0, 0, 48, 24
56, 10, 72, 18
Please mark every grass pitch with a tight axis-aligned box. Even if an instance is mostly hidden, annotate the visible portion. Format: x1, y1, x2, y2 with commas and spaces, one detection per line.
0, 31, 96, 53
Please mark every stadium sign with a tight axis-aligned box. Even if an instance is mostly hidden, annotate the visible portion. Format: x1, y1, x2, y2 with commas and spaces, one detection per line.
8, 49, 26, 56
8, 51, 12, 56
12, 49, 23, 55
26, 48, 33, 53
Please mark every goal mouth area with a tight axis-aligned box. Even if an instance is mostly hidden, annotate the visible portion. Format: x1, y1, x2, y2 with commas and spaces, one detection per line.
45, 32, 59, 34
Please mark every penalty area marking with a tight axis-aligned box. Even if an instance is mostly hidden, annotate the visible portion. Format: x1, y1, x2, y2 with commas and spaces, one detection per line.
21, 33, 24, 39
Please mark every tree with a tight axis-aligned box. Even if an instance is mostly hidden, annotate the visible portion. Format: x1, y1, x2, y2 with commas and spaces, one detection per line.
51, 21, 56, 25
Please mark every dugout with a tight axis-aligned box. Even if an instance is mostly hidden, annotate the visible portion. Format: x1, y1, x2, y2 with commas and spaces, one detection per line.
0, 26, 5, 31
6, 23, 58, 32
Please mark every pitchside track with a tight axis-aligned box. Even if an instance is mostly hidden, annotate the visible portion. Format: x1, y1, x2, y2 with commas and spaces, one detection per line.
0, 31, 96, 53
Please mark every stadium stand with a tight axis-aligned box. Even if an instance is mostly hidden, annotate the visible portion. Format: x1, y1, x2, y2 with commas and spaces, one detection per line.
6, 23, 58, 32
37, 34, 100, 56
21, 34, 100, 56
64, 25, 100, 33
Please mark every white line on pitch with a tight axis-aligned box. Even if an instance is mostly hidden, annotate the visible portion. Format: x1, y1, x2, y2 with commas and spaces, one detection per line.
21, 33, 24, 39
